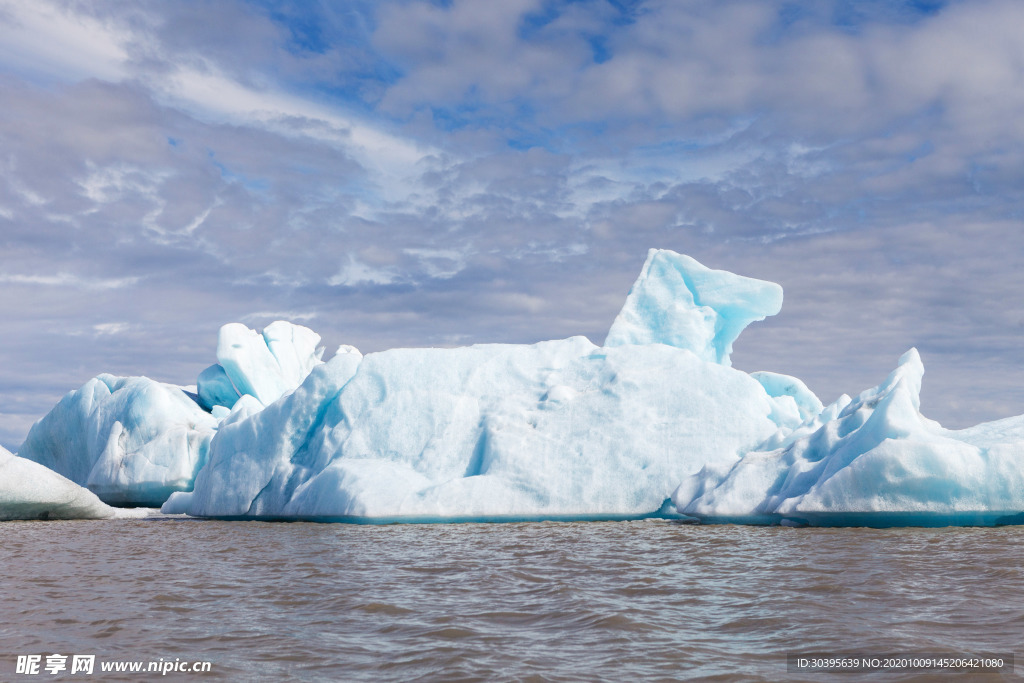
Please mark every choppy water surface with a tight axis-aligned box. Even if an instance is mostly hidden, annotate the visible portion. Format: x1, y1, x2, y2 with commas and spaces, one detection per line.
1, 519, 1021, 681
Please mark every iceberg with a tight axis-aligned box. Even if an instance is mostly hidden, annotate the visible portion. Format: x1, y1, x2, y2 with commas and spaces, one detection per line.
164, 337, 787, 520
0, 446, 147, 521
17, 375, 218, 506
674, 349, 1024, 527
14, 247, 1024, 526
164, 249, 795, 520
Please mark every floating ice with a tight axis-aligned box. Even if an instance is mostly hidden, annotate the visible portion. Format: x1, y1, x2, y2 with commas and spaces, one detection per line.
674, 349, 1024, 527
161, 249, 801, 520
160, 249, 799, 519
0, 446, 148, 520
15, 248, 1024, 526
17, 375, 218, 506
604, 249, 782, 366
165, 338, 784, 519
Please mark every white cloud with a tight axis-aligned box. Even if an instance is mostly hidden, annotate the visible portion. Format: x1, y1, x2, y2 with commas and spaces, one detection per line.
78, 163, 170, 205
486, 292, 548, 314
328, 254, 400, 287
0, 0, 129, 82
0, 272, 140, 290
181, 202, 217, 236
403, 248, 468, 279
0, 0, 441, 213
156, 64, 439, 207
240, 311, 319, 323
373, 0, 1024, 150
93, 322, 130, 335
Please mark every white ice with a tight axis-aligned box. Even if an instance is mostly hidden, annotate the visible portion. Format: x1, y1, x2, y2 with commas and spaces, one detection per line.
164, 338, 786, 519
0, 446, 148, 520
198, 321, 324, 410
164, 249, 794, 520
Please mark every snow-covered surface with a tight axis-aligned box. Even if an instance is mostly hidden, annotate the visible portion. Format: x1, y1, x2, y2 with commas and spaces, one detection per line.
0, 446, 148, 521
11, 248, 1024, 526
17, 375, 217, 506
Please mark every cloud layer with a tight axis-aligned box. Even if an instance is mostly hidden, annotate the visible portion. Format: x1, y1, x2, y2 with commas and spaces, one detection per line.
2, 0, 1024, 448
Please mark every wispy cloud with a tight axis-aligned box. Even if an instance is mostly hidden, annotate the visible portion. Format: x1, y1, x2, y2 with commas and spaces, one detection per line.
92, 322, 130, 335
2, 0, 1024, 451
0, 0, 129, 82
328, 254, 401, 287
240, 311, 320, 323
0, 272, 141, 290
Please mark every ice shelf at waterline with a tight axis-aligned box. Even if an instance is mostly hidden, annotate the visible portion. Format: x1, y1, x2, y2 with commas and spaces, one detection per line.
11, 248, 1024, 526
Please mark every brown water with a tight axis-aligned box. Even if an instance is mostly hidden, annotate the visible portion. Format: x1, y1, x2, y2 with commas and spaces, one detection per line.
0, 518, 1021, 681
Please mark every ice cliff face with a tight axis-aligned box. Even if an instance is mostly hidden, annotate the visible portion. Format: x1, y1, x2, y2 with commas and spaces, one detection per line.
165, 339, 788, 519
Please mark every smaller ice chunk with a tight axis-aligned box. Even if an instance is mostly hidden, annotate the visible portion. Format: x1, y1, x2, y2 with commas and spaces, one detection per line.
0, 446, 147, 520
220, 394, 265, 427
675, 349, 1024, 526
17, 375, 218, 506
214, 321, 326, 407
334, 344, 362, 359
264, 321, 324, 384
604, 249, 783, 366
751, 370, 824, 439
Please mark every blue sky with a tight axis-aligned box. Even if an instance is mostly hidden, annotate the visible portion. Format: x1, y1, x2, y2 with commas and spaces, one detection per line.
2, 0, 1024, 449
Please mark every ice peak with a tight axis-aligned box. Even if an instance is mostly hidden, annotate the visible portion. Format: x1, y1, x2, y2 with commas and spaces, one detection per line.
604, 249, 783, 365
202, 321, 326, 409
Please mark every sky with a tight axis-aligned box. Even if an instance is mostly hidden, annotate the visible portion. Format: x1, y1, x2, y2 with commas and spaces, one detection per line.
2, 0, 1024, 450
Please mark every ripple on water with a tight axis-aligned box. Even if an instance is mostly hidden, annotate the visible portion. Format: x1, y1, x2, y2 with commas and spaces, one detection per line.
0, 520, 1021, 681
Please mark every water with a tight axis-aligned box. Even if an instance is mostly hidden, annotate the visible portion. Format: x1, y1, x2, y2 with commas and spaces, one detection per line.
1, 518, 1021, 681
